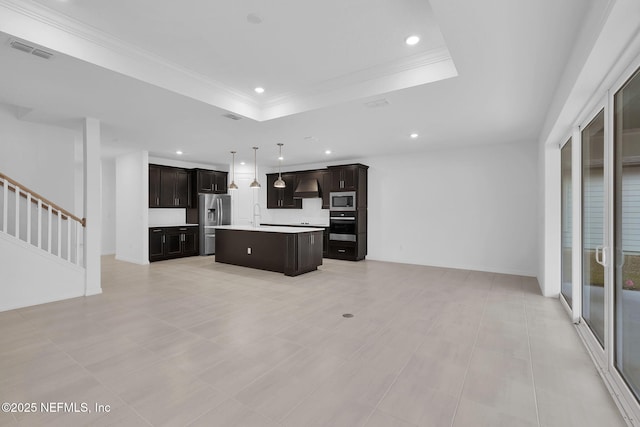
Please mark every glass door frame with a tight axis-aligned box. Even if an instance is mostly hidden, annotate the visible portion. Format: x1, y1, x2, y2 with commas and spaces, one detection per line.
605, 57, 640, 426
575, 98, 609, 370
565, 54, 640, 425
559, 135, 581, 323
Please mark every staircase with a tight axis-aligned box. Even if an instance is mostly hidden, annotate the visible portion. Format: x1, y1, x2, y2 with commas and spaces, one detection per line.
0, 172, 86, 312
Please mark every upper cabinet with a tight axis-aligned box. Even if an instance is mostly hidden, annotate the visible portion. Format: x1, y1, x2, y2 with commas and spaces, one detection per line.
329, 164, 362, 191
195, 169, 228, 194
266, 173, 302, 209
321, 170, 331, 209
150, 165, 228, 209
149, 164, 191, 208
149, 164, 162, 207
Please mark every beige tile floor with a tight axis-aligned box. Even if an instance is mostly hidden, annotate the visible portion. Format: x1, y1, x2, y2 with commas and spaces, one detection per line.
0, 255, 627, 427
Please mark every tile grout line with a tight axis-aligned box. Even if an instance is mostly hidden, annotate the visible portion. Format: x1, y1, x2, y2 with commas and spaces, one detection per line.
359, 317, 438, 427
276, 311, 404, 425
46, 338, 154, 427
523, 290, 542, 427
448, 279, 492, 427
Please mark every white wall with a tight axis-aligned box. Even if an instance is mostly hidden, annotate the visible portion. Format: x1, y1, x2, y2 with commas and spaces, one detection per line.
101, 158, 116, 254
362, 143, 538, 276
0, 104, 78, 214
115, 150, 148, 264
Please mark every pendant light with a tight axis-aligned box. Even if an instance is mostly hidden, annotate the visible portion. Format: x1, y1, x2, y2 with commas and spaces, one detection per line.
228, 151, 238, 190
274, 143, 286, 188
249, 146, 261, 188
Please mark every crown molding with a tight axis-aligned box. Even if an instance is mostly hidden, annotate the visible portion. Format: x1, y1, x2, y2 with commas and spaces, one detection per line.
262, 47, 455, 109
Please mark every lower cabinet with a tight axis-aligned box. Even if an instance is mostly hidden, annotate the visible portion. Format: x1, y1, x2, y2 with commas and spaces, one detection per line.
327, 233, 366, 261
295, 231, 323, 273
149, 226, 199, 262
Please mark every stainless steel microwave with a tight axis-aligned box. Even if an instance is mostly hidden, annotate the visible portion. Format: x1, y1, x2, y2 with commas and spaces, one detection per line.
329, 191, 356, 211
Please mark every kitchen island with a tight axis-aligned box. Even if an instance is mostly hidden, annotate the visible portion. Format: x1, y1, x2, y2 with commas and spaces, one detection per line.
214, 225, 324, 276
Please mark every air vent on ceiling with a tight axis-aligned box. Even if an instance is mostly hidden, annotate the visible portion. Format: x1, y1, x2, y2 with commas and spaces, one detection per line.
222, 113, 243, 120
10, 40, 32, 53
364, 98, 390, 108
9, 39, 54, 60
32, 49, 53, 60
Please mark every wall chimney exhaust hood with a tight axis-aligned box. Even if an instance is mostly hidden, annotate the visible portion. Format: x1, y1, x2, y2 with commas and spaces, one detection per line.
293, 177, 320, 198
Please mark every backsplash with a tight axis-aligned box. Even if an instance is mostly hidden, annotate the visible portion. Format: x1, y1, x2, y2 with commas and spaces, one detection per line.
261, 198, 329, 225
148, 208, 188, 226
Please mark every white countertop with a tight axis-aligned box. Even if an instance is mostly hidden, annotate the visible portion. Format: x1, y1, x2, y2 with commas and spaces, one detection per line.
261, 222, 329, 228
149, 224, 198, 228
214, 225, 324, 233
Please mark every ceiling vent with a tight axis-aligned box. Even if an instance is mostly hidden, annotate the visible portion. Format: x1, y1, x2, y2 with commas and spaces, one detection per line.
9, 39, 54, 60
32, 49, 53, 60
222, 113, 242, 120
364, 98, 390, 108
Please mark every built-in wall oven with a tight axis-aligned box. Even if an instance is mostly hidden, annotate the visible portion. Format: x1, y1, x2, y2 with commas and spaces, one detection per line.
329, 211, 356, 242
329, 191, 356, 211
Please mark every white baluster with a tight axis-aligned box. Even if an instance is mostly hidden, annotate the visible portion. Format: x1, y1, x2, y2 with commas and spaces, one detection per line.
67, 218, 71, 261
75, 221, 80, 265
26, 194, 32, 244
47, 205, 52, 253
57, 211, 62, 257
37, 199, 42, 249
15, 185, 20, 239
2, 179, 7, 233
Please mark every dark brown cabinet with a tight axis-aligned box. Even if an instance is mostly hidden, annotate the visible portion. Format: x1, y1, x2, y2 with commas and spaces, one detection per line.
321, 170, 331, 209
149, 226, 199, 262
329, 165, 356, 191
326, 164, 368, 261
296, 232, 323, 272
149, 228, 165, 259
195, 169, 227, 194
149, 165, 162, 207
328, 164, 366, 192
266, 173, 302, 209
150, 165, 191, 208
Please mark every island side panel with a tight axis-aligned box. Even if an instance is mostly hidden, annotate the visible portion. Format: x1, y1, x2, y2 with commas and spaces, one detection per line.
215, 229, 286, 273
284, 231, 323, 277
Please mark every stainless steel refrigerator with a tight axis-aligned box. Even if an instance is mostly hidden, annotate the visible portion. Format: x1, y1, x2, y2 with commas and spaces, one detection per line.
199, 194, 231, 255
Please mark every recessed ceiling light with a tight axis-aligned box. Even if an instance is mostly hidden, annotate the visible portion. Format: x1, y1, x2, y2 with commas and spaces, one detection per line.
410, 133, 419, 139
405, 35, 420, 46
278, 156, 284, 160
240, 161, 246, 165
254, 87, 265, 94
325, 150, 332, 155
176, 150, 183, 155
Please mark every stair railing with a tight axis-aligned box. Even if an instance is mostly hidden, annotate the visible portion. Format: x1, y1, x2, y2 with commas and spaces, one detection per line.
0, 172, 85, 267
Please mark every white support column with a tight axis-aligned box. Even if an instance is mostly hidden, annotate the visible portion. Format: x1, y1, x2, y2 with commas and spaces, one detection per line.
83, 117, 102, 296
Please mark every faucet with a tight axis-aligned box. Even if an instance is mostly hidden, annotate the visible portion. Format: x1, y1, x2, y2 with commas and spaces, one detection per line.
253, 203, 261, 227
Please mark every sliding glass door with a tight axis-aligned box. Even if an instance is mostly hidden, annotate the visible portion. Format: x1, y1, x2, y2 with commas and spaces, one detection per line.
582, 109, 606, 347
561, 139, 573, 306
614, 67, 640, 401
